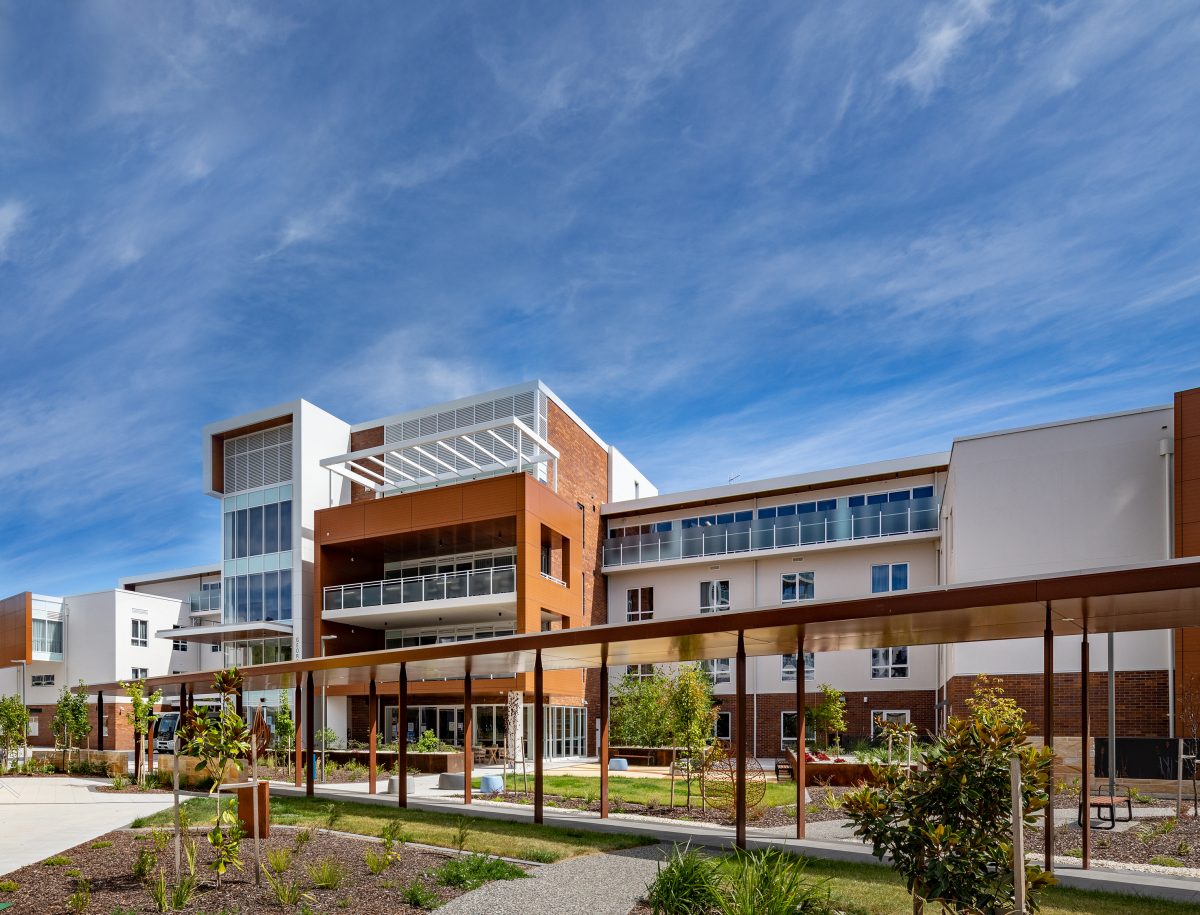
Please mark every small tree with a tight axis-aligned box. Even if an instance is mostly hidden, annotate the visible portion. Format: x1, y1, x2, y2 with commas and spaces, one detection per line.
807, 683, 846, 749
667, 665, 719, 809
845, 681, 1055, 914
273, 690, 296, 768
121, 678, 163, 783
0, 694, 30, 768
179, 669, 249, 887
52, 681, 92, 771
610, 666, 671, 748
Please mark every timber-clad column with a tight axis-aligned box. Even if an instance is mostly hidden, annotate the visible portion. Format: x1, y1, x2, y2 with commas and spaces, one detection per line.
294, 682, 303, 788
599, 655, 609, 819
796, 631, 806, 839
1043, 604, 1055, 872
368, 677, 378, 795
736, 630, 747, 849
305, 671, 315, 798
398, 664, 408, 808
97, 691, 105, 751
534, 650, 544, 825
463, 670, 473, 806
1081, 623, 1091, 870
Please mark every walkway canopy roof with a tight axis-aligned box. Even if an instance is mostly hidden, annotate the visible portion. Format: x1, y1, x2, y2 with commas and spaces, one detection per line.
85, 557, 1200, 695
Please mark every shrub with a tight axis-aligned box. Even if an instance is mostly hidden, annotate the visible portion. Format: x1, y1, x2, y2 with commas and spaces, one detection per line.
453, 817, 471, 853
1151, 855, 1185, 868
436, 854, 526, 890
90, 840, 113, 850
718, 850, 829, 915
645, 844, 721, 915
263, 866, 314, 907
148, 870, 169, 913
44, 855, 72, 867
306, 859, 346, 889
67, 877, 90, 914
401, 880, 441, 909
845, 684, 1054, 915
293, 826, 315, 852
111, 774, 128, 790
323, 802, 344, 831
170, 874, 198, 910
133, 848, 157, 882
365, 847, 390, 875
0, 880, 17, 892
412, 729, 442, 753
266, 847, 293, 876
521, 848, 558, 863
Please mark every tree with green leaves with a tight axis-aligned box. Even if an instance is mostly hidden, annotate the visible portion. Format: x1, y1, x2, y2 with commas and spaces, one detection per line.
0, 694, 30, 769
179, 669, 249, 887
272, 690, 295, 766
844, 679, 1055, 914
610, 666, 671, 748
52, 680, 92, 771
806, 683, 846, 749
120, 678, 163, 783
667, 664, 719, 809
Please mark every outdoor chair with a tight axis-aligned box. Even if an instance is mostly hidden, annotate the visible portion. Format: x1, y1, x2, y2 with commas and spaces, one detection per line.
774, 757, 794, 781
1077, 785, 1133, 829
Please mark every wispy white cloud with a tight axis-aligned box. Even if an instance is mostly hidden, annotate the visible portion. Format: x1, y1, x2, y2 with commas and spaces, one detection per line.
0, 200, 25, 259
890, 0, 1000, 100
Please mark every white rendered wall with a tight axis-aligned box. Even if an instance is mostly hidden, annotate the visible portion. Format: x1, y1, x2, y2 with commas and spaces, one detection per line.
943, 407, 1171, 584
124, 571, 221, 675
295, 401, 352, 660
950, 631, 1171, 675
608, 446, 658, 502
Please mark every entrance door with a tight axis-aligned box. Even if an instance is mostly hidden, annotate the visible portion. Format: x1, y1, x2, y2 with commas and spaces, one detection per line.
438, 708, 463, 746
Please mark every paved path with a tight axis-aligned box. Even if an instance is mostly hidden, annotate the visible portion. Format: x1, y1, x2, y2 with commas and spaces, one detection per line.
439, 843, 667, 915
0, 777, 176, 875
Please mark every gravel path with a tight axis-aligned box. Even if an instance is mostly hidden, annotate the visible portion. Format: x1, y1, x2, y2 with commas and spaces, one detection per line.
439, 843, 668, 915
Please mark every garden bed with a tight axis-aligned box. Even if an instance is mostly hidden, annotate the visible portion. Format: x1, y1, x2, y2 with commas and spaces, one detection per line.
0, 826, 525, 914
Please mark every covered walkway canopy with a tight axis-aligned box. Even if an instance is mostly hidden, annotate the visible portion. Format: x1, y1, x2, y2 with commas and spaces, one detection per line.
84, 557, 1200, 869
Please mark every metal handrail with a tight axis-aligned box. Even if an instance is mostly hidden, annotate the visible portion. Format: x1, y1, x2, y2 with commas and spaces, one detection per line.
323, 565, 518, 612
603, 500, 940, 567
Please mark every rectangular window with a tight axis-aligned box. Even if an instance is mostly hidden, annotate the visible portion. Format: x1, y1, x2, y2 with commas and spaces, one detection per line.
871, 646, 909, 679
781, 711, 801, 750
871, 710, 911, 736
131, 619, 148, 647
872, 563, 910, 593
172, 633, 188, 652
714, 711, 731, 741
32, 618, 63, 654
279, 501, 292, 550
264, 502, 279, 554
131, 667, 148, 680
781, 571, 815, 602
699, 580, 730, 613
700, 658, 731, 684
627, 587, 654, 622
781, 652, 814, 682
625, 664, 656, 681
32, 674, 54, 687
211, 642, 221, 653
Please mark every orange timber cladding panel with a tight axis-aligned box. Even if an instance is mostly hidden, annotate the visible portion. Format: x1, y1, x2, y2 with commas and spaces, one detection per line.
1176, 387, 1200, 729
0, 591, 31, 666
315, 407, 610, 711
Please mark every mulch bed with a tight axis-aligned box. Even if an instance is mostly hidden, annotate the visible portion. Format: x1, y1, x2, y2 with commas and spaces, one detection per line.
0, 826, 513, 914
258, 764, 377, 785
1023, 811, 1200, 868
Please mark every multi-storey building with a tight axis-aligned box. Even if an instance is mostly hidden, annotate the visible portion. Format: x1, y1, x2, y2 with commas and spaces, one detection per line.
3, 379, 1197, 761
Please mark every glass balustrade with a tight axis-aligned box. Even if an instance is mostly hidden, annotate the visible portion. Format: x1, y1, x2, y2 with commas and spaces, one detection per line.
603, 497, 939, 567
324, 565, 518, 612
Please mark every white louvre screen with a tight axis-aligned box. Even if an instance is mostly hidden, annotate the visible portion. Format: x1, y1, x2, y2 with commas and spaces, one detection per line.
224, 424, 294, 493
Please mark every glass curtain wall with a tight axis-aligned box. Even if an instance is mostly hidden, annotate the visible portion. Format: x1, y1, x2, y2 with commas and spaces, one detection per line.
222, 484, 294, 624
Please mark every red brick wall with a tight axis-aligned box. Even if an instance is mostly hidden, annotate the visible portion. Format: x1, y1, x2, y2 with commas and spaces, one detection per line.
349, 426, 384, 504
717, 689, 938, 756
944, 671, 1169, 737
27, 703, 138, 751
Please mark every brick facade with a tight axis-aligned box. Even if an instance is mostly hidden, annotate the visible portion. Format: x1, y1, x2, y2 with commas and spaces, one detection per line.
945, 671, 1170, 738
349, 425, 384, 504
27, 702, 140, 751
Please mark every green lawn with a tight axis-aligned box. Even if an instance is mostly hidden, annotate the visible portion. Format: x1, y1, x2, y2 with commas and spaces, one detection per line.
490, 773, 802, 808
131, 795, 653, 862
776, 857, 1198, 915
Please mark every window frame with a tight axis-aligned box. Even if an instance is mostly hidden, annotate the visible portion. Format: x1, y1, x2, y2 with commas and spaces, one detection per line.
870, 646, 910, 679
131, 667, 149, 680
32, 673, 55, 687
626, 587, 654, 622
781, 651, 815, 682
131, 619, 148, 648
870, 709, 911, 736
714, 710, 731, 741
700, 657, 731, 685
871, 562, 910, 594
699, 579, 730, 613
780, 571, 815, 603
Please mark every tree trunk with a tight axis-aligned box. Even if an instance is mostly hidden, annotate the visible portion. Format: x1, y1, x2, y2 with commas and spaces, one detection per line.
669, 748, 677, 808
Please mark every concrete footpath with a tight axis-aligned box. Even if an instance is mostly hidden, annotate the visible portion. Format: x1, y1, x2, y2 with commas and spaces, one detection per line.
0, 776, 176, 875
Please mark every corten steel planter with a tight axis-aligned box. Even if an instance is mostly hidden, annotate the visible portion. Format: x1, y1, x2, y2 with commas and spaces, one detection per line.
609, 746, 681, 767
406, 751, 465, 774
803, 761, 887, 787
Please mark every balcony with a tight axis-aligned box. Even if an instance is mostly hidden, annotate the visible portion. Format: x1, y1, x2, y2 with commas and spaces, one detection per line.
189, 588, 223, 619
603, 496, 939, 568
323, 565, 517, 629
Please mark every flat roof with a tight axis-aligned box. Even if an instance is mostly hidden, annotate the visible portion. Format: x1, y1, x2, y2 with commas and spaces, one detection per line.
84, 556, 1200, 694
602, 452, 949, 518
950, 404, 1171, 447
119, 564, 221, 588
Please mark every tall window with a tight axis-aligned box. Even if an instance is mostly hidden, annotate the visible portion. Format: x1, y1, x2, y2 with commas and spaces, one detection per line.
781, 571, 815, 602
131, 619, 148, 647
714, 711, 731, 741
700, 658, 731, 685
871, 646, 909, 678
699, 580, 730, 613
781, 711, 805, 750
627, 587, 654, 622
871, 562, 909, 593
781, 652, 814, 682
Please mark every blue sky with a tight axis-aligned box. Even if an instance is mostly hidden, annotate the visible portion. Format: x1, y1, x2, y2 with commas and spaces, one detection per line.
2, 1, 1200, 597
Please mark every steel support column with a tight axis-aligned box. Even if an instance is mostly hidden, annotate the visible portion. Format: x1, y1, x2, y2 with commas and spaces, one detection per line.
1043, 604, 1055, 872
534, 650, 544, 825
736, 630, 747, 849
97, 691, 105, 751
599, 656, 609, 819
294, 683, 303, 788
463, 670, 473, 806
398, 664, 408, 808
368, 677, 378, 795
